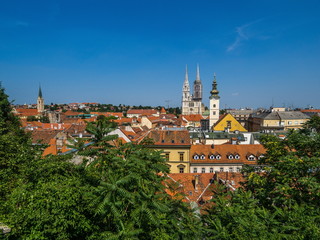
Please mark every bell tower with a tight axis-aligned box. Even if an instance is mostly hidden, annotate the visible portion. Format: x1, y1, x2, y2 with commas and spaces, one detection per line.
209, 73, 220, 129
193, 64, 202, 101
37, 85, 44, 114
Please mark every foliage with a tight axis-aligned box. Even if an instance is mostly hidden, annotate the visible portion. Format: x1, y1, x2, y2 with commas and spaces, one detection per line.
1, 87, 201, 239
203, 117, 320, 239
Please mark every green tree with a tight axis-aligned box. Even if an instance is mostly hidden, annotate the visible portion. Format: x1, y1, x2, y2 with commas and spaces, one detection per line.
203, 122, 320, 239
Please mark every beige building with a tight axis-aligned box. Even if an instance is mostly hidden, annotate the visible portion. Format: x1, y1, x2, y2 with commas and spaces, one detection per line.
142, 130, 191, 173
190, 144, 265, 173
248, 110, 310, 132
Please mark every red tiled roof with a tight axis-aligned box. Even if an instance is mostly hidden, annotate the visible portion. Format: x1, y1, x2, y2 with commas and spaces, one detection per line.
15, 108, 38, 116
166, 172, 245, 206
190, 144, 265, 164
127, 109, 158, 115
182, 114, 204, 122
143, 129, 191, 145
301, 109, 320, 113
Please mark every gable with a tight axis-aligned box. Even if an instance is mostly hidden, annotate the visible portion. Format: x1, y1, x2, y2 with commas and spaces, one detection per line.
213, 113, 247, 132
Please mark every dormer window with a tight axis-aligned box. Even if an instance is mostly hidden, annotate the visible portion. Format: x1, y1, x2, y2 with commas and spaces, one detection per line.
171, 140, 175, 143
248, 155, 256, 161
161, 140, 165, 143
235, 154, 240, 160
193, 155, 199, 160
209, 154, 215, 160
228, 155, 234, 160
258, 155, 265, 160
216, 154, 221, 160
200, 154, 206, 160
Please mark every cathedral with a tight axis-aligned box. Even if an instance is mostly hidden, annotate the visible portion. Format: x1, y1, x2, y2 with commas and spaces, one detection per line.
181, 65, 205, 115
181, 65, 221, 129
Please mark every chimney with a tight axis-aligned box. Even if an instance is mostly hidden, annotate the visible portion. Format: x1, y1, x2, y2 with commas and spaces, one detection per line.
194, 175, 200, 192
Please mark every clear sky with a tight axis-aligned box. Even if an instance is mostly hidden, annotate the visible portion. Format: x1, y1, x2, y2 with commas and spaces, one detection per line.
1, 0, 320, 109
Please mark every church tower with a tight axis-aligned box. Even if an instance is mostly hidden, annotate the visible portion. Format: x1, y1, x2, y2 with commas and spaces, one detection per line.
182, 65, 191, 115
37, 85, 44, 114
209, 73, 220, 129
193, 64, 202, 101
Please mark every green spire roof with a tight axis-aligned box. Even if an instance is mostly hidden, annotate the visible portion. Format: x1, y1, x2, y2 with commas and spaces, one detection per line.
210, 73, 220, 98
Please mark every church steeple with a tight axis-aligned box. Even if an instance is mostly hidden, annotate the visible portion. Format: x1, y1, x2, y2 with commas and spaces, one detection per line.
193, 64, 202, 101
38, 85, 43, 98
209, 73, 220, 129
37, 85, 44, 114
210, 73, 220, 98
195, 64, 200, 82
183, 65, 190, 91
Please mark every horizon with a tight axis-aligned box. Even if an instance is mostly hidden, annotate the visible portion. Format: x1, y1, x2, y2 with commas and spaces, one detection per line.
1, 0, 320, 109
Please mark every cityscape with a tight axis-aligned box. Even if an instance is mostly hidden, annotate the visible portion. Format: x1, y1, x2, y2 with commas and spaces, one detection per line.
1, 0, 320, 239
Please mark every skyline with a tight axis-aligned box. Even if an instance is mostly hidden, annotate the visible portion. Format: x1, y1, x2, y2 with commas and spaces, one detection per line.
1, 0, 320, 109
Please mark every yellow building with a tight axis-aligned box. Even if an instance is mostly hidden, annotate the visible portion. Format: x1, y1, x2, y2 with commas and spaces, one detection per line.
142, 130, 191, 173
213, 113, 247, 132
248, 111, 310, 132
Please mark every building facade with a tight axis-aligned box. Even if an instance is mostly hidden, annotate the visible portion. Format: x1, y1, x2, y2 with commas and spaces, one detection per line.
181, 65, 203, 115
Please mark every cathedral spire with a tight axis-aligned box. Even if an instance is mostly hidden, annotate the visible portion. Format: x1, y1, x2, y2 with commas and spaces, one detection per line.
196, 63, 200, 82
184, 64, 189, 84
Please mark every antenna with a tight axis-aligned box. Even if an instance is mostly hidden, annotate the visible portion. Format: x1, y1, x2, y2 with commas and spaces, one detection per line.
165, 100, 171, 109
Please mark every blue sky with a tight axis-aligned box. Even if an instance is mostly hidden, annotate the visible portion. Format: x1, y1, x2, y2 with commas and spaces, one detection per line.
1, 0, 320, 109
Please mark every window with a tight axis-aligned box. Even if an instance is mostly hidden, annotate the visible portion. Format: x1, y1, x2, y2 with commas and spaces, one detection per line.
209, 155, 215, 160
227, 121, 232, 129
235, 154, 240, 160
193, 155, 199, 160
229, 167, 233, 172
202, 168, 205, 173
193, 168, 198, 173
179, 168, 184, 173
179, 153, 184, 162
171, 140, 175, 143
228, 155, 234, 160
213, 111, 216, 115
236, 167, 241, 172
220, 167, 224, 172
216, 154, 221, 160
258, 155, 265, 160
213, 104, 216, 108
248, 155, 255, 161
165, 153, 170, 161
210, 168, 214, 173
200, 154, 206, 160
288, 121, 292, 125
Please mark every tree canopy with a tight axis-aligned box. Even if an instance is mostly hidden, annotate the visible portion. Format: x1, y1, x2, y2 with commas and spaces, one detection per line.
203, 118, 320, 239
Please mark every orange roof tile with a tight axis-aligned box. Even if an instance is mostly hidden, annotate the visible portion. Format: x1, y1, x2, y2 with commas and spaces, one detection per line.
182, 114, 204, 122
190, 144, 265, 164
15, 108, 39, 116
143, 129, 191, 145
